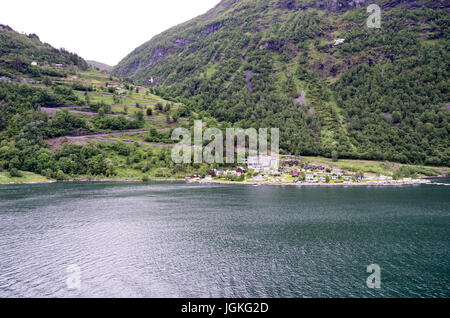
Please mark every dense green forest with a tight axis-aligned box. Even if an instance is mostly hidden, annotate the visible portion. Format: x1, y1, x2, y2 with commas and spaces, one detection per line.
114, 0, 450, 166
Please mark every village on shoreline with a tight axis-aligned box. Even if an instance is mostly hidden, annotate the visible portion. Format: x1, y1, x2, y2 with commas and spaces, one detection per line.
186, 155, 442, 187
1, 155, 448, 187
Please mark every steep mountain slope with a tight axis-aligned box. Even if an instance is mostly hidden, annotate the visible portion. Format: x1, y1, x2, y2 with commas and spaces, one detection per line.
0, 24, 88, 78
114, 0, 450, 166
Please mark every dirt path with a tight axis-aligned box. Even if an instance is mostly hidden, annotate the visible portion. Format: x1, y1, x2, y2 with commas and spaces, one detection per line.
65, 136, 172, 147
45, 127, 174, 151
77, 129, 150, 137
80, 74, 110, 79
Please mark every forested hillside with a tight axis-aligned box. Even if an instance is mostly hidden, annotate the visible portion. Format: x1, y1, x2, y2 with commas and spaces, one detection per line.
0, 26, 211, 181
114, 0, 450, 166
0, 24, 87, 79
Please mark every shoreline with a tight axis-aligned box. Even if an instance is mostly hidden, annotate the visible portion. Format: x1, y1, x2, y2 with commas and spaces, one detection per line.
189, 179, 443, 187
0, 178, 184, 185
1, 177, 447, 187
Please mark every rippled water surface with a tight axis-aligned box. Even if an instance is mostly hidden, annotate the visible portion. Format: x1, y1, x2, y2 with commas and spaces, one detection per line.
0, 181, 449, 298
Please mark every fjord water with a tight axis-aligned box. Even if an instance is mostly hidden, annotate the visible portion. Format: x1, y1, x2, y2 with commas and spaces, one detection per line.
0, 181, 448, 298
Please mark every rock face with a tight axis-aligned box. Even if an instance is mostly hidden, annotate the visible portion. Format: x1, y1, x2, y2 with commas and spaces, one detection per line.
173, 38, 194, 47
294, 91, 308, 107
245, 70, 254, 91
326, 0, 367, 11
278, 0, 368, 11
148, 48, 167, 66
203, 22, 223, 35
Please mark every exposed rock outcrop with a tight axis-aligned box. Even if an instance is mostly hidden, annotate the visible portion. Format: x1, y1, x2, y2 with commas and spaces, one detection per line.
326, 0, 367, 12
245, 70, 254, 91
203, 22, 223, 35
148, 48, 168, 66
174, 38, 194, 47
294, 91, 308, 107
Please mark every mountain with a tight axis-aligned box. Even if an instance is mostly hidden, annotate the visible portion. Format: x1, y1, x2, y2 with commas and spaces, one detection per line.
0, 24, 88, 78
114, 0, 450, 166
87, 60, 112, 72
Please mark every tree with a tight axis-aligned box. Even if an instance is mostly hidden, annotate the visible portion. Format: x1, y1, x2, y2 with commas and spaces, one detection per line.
300, 172, 306, 181
8, 167, 22, 178
331, 150, 338, 162
353, 171, 364, 181
147, 126, 159, 142
392, 111, 402, 123
55, 169, 67, 181
136, 110, 144, 122
87, 154, 107, 175
146, 107, 153, 116
11, 56, 22, 72
42, 77, 52, 87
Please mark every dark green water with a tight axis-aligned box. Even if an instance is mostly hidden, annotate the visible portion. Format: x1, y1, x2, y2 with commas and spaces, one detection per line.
0, 181, 449, 298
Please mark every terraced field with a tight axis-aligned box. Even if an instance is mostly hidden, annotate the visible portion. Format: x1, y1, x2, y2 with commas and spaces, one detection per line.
42, 70, 190, 149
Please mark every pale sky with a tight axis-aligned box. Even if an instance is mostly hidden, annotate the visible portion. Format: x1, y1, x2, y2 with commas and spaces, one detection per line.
0, 0, 221, 66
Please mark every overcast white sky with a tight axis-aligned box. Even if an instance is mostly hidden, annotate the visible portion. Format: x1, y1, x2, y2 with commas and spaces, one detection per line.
0, 0, 221, 66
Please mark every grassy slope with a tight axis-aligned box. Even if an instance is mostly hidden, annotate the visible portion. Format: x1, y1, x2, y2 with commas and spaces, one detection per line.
0, 171, 52, 184
300, 156, 449, 177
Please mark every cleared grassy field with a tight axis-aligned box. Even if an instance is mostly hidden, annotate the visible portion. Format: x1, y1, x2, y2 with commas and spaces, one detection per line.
298, 156, 449, 177
0, 171, 53, 184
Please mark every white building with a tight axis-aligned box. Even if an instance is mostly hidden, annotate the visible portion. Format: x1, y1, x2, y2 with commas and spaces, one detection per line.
334, 38, 345, 46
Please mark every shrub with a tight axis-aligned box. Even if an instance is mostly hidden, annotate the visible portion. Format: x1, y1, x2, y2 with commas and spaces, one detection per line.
331, 150, 338, 162
8, 168, 22, 178
55, 169, 67, 181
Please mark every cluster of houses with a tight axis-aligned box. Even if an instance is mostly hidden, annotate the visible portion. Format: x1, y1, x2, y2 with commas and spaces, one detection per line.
106, 82, 125, 89
106, 82, 145, 91
186, 155, 429, 185
287, 167, 351, 183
